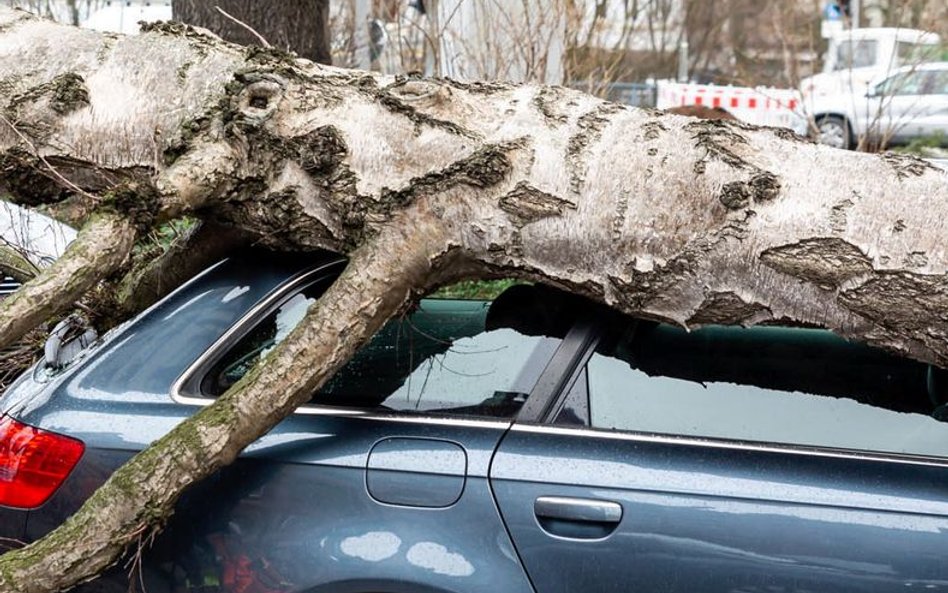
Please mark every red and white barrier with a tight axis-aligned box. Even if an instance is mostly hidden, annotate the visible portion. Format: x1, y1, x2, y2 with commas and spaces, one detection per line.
656, 80, 803, 128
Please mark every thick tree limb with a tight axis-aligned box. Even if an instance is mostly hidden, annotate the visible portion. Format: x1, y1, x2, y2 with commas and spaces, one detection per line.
0, 211, 448, 593
1, 8, 945, 363
0, 214, 135, 350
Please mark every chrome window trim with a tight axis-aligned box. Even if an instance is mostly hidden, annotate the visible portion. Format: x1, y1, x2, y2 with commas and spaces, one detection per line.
512, 423, 948, 468
173, 390, 510, 429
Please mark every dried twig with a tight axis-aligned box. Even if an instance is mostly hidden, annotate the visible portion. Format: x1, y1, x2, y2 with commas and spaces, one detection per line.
214, 5, 271, 48
0, 328, 43, 392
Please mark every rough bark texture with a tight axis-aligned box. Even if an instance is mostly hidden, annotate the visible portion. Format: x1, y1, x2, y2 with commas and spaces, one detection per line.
0, 213, 135, 350
0, 243, 35, 283
172, 0, 331, 64
0, 8, 946, 592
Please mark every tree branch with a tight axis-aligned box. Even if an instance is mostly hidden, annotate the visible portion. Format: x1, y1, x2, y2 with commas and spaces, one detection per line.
101, 221, 251, 327
0, 212, 448, 593
213, 5, 272, 48
0, 214, 136, 350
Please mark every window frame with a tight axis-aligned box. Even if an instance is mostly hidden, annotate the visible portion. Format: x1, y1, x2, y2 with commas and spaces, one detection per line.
534, 318, 948, 469
170, 261, 590, 424
172, 260, 346, 407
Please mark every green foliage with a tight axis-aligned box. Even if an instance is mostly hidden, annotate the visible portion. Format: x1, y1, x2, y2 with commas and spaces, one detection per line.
431, 279, 523, 300
133, 218, 198, 255
893, 131, 947, 157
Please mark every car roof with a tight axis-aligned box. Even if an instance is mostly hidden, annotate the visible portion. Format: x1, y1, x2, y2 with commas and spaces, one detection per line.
834, 28, 940, 43
872, 61, 948, 84
908, 62, 948, 71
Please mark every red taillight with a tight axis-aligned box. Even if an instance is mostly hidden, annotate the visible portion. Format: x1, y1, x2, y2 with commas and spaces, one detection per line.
0, 415, 84, 508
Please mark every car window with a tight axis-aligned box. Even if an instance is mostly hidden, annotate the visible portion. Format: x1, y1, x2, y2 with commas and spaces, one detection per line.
834, 39, 877, 70
201, 282, 571, 418
876, 71, 927, 96
926, 70, 948, 95
562, 320, 948, 458
896, 41, 940, 66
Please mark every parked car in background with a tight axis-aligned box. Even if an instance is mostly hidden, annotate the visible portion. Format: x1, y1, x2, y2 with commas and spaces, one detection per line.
801, 28, 942, 100
3, 249, 948, 592
795, 61, 948, 149
0, 275, 18, 299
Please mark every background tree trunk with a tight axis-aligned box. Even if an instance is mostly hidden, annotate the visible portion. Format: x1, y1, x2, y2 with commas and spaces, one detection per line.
172, 0, 331, 65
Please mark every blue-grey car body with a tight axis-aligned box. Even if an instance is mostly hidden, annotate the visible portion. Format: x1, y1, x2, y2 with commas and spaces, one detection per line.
1, 250, 947, 593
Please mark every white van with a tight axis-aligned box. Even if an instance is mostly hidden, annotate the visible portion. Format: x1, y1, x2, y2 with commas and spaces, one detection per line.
802, 28, 942, 98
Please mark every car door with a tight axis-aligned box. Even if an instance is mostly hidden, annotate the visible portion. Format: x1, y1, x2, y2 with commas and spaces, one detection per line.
866, 70, 942, 144
490, 317, 948, 593
157, 279, 583, 593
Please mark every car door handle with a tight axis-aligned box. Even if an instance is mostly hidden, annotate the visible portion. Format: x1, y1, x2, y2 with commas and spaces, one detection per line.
534, 496, 623, 524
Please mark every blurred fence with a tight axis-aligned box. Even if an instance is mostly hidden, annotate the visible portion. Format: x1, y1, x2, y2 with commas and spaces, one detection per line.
656, 80, 801, 128
571, 81, 657, 107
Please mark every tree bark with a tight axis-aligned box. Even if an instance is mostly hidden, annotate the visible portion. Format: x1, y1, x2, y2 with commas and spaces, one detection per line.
0, 213, 136, 350
0, 8, 946, 592
0, 243, 37, 284
99, 220, 251, 327
172, 0, 331, 65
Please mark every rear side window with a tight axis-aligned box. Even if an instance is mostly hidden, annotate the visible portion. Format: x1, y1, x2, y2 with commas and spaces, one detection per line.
567, 321, 948, 458
923, 70, 948, 95
200, 282, 569, 418
896, 41, 940, 66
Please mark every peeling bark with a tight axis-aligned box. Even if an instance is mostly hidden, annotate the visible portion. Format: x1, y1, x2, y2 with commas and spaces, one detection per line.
760, 238, 874, 289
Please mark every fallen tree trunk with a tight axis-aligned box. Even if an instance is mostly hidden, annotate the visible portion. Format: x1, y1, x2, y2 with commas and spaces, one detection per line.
0, 8, 946, 592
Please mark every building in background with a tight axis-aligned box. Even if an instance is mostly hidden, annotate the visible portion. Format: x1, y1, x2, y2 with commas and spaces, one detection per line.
3, 0, 170, 31
82, 0, 171, 35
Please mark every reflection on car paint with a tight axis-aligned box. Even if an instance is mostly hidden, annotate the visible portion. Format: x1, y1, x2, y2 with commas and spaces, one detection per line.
405, 542, 475, 577
339, 531, 402, 562
221, 286, 251, 303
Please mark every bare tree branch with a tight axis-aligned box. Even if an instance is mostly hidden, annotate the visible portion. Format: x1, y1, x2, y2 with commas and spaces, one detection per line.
0, 213, 135, 350
213, 5, 271, 48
